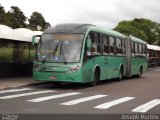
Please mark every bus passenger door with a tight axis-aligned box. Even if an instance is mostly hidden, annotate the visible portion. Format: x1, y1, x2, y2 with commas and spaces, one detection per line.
82, 35, 93, 83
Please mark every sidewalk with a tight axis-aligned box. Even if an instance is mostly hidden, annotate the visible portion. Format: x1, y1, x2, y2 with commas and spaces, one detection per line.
0, 77, 45, 90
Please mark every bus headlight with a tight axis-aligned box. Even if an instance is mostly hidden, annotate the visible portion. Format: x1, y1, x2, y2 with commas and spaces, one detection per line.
68, 65, 80, 73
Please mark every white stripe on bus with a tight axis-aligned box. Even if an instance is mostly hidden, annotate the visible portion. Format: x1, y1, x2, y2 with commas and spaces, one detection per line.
27, 92, 81, 102
0, 90, 54, 99
132, 99, 160, 113
94, 97, 135, 109
61, 95, 107, 105
0, 88, 32, 94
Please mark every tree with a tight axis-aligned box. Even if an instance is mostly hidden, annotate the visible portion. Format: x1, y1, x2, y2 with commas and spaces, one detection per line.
28, 12, 47, 31
44, 22, 51, 29
0, 5, 51, 31
7, 6, 27, 28
0, 4, 6, 24
114, 18, 160, 45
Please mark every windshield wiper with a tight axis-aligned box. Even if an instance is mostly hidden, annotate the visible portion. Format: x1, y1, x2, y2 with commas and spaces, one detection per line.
60, 43, 67, 65
42, 42, 59, 63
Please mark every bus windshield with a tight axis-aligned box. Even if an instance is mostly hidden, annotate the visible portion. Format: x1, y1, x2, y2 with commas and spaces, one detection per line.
35, 33, 84, 63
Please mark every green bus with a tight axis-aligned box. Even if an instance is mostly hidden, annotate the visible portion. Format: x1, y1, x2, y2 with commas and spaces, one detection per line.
32, 24, 148, 86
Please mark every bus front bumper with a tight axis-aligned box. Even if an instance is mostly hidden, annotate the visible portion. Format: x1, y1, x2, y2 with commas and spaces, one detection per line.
33, 71, 83, 83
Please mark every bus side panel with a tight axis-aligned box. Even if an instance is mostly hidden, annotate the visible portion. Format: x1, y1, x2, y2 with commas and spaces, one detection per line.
82, 56, 107, 83
131, 57, 139, 75
131, 57, 148, 75
82, 59, 94, 83
82, 55, 126, 82
142, 59, 148, 73
141, 58, 148, 73
106, 56, 126, 79
82, 56, 126, 82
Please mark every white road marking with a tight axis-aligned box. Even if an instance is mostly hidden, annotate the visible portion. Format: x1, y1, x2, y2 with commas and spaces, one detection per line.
0, 88, 32, 94
61, 95, 107, 105
0, 90, 54, 99
27, 92, 81, 102
132, 99, 160, 113
94, 97, 135, 109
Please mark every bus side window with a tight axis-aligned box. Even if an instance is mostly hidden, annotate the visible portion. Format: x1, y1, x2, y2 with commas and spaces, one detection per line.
116, 37, 123, 56
92, 32, 101, 56
109, 36, 115, 55
139, 44, 143, 56
102, 35, 109, 55
143, 44, 147, 57
131, 41, 135, 57
135, 42, 139, 56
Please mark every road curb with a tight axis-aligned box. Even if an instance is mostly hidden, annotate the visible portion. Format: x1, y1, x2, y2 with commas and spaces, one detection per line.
0, 81, 52, 90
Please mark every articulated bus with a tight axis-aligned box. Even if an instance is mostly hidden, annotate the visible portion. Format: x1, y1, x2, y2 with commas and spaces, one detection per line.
32, 24, 148, 86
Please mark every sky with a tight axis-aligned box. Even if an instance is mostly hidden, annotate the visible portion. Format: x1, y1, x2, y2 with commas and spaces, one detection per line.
1, 0, 160, 29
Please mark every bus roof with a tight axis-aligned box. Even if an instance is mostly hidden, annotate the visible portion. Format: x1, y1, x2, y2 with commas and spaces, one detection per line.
44, 23, 126, 39
129, 35, 147, 44
88, 26, 126, 38
44, 24, 95, 34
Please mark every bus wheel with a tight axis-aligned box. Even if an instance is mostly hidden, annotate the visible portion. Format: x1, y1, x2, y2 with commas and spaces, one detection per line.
117, 68, 123, 81
89, 70, 99, 87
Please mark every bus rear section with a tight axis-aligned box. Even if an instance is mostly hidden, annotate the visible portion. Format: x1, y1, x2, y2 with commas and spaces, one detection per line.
125, 36, 148, 77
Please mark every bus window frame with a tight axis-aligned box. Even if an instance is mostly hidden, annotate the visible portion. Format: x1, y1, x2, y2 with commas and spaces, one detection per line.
131, 41, 135, 57
134, 42, 139, 56
115, 37, 123, 56
90, 32, 101, 56
102, 34, 110, 56
109, 36, 116, 55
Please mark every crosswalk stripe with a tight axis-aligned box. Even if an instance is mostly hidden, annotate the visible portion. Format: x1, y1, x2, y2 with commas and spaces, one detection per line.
132, 99, 160, 113
0, 90, 54, 99
61, 95, 107, 105
94, 97, 135, 109
27, 92, 81, 102
0, 88, 32, 94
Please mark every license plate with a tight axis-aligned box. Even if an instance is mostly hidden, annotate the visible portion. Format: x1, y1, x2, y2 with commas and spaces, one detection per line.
50, 76, 56, 80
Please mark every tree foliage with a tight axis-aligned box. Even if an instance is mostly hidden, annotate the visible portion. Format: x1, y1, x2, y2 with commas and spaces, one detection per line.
0, 4, 7, 24
0, 4, 51, 31
28, 12, 47, 31
9, 6, 27, 28
0, 5, 27, 28
114, 18, 160, 45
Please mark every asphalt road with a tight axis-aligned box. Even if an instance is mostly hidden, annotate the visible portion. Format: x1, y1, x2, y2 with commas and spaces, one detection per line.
0, 69, 160, 119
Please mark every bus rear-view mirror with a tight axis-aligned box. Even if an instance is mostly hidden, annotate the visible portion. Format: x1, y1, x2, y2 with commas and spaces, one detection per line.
32, 35, 41, 47
86, 37, 92, 56
86, 37, 92, 48
32, 36, 36, 46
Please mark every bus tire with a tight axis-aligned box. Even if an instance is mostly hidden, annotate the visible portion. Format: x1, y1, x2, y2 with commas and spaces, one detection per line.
117, 67, 123, 81
89, 70, 99, 87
